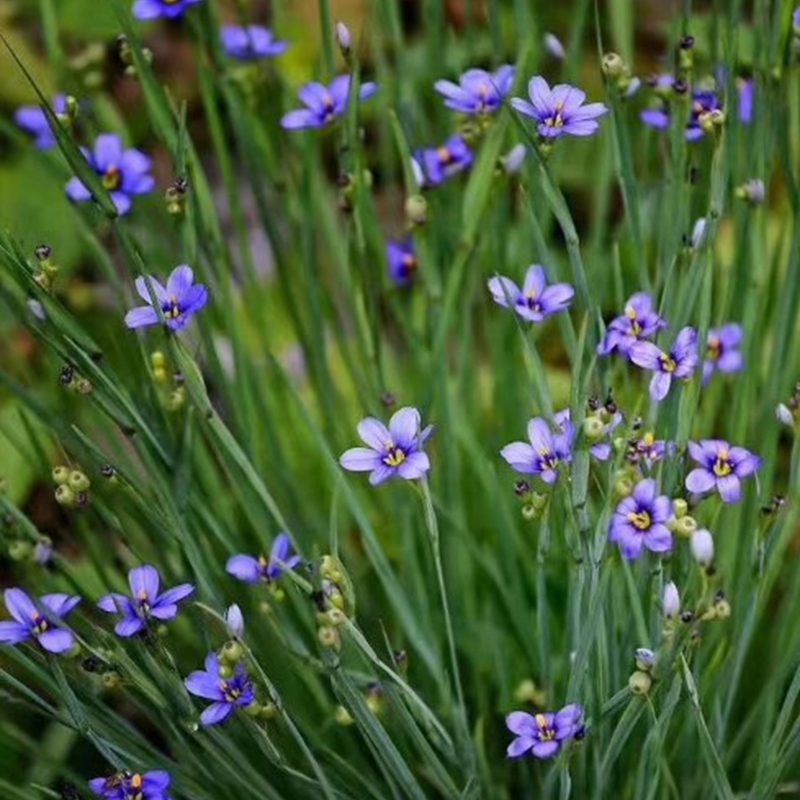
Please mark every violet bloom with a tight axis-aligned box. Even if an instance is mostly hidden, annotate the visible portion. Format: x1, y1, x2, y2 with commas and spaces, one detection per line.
221, 25, 288, 61
506, 704, 584, 759
15, 94, 67, 150
630, 327, 698, 401
500, 417, 573, 485
281, 76, 376, 130
387, 239, 418, 287
66, 134, 154, 216
703, 324, 743, 383
597, 293, 666, 357
641, 88, 721, 142
89, 770, 173, 800
185, 652, 256, 726
413, 135, 473, 187
226, 532, 301, 584
609, 479, 673, 559
340, 407, 433, 485
97, 565, 194, 638
125, 265, 209, 332
628, 431, 670, 468
0, 588, 80, 654
488, 264, 574, 323
511, 76, 607, 138
685, 440, 761, 504
133, 0, 203, 21
434, 66, 515, 115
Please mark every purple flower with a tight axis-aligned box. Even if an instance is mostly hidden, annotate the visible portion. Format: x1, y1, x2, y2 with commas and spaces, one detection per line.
630, 327, 698, 401
609, 479, 673, 560
65, 134, 154, 216
184, 652, 256, 726
89, 770, 173, 800
597, 293, 667, 357
15, 95, 67, 150
124, 265, 209, 332
506, 704, 584, 759
544, 33, 565, 60
488, 264, 574, 322
225, 605, 244, 638
434, 66, 515, 115
226, 532, 301, 584
629, 431, 671, 467
387, 239, 418, 287
340, 407, 433, 485
97, 565, 194, 638
500, 416, 573, 485
221, 25, 288, 61
281, 76, 376, 130
0, 588, 80, 654
685, 440, 761, 504
703, 324, 743, 383
641, 87, 721, 142
132, 0, 203, 20
413, 135, 473, 187
511, 76, 607, 138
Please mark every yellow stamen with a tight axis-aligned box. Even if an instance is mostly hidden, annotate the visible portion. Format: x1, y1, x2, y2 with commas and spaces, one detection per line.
628, 511, 652, 530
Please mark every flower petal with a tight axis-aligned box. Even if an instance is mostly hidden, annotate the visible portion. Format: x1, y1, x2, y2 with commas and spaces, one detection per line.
340, 447, 383, 472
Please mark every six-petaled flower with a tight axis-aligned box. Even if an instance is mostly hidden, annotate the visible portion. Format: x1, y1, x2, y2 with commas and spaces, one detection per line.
488, 264, 574, 322
125, 265, 209, 332
506, 704, 584, 759
97, 565, 194, 638
630, 326, 698, 401
89, 769, 173, 800
66, 134, 155, 216
226, 533, 301, 584
340, 407, 433, 485
685, 440, 761, 504
413, 135, 473, 187
511, 76, 607, 138
609, 478, 673, 559
0, 588, 80, 654
221, 25, 288, 61
434, 66, 515, 115
703, 324, 743, 383
184, 652, 256, 726
501, 416, 573, 484
281, 76, 376, 130
597, 293, 667, 357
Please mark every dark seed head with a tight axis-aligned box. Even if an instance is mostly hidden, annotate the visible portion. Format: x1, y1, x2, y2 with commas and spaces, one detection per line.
680, 610, 694, 623
35, 244, 52, 261
514, 480, 531, 496
680, 35, 695, 50
674, 79, 688, 95
59, 365, 75, 385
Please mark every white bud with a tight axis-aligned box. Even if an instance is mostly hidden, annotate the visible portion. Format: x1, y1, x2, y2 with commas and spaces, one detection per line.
503, 144, 527, 175
662, 581, 680, 618
225, 604, 244, 638
625, 77, 642, 97
691, 217, 707, 248
690, 528, 714, 566
544, 32, 565, 60
335, 22, 352, 53
776, 403, 794, 427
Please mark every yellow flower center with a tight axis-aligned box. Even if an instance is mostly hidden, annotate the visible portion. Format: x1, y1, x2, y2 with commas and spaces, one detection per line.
643, 432, 655, 447
31, 611, 49, 634
437, 146, 453, 165
165, 296, 182, 319
383, 444, 406, 467
401, 254, 418, 274
535, 713, 555, 741
660, 354, 677, 373
102, 166, 121, 190
628, 511, 652, 531
713, 452, 732, 477
707, 336, 721, 361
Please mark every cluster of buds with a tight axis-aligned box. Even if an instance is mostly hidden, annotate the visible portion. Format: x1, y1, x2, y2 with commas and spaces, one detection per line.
628, 647, 655, 695
151, 351, 185, 411
662, 581, 731, 647
117, 34, 153, 78
314, 556, 351, 650
583, 394, 621, 444
515, 480, 548, 521
59, 364, 93, 395
776, 383, 800, 430
601, 52, 638, 97
33, 245, 59, 291
53, 465, 91, 508
165, 176, 188, 216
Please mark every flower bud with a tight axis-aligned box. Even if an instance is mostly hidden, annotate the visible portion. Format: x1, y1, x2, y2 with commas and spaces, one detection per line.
614, 476, 634, 498
673, 514, 698, 538
225, 604, 244, 639
672, 498, 688, 518
220, 640, 244, 664
55, 485, 76, 507
628, 670, 652, 695
217, 664, 234, 680
714, 598, 731, 619
634, 648, 655, 671
335, 21, 352, 54
53, 466, 70, 485
699, 108, 725, 134
8, 540, 33, 561
690, 528, 714, 566
583, 416, 605, 441
776, 403, 794, 427
260, 702, 278, 721
405, 194, 428, 226
544, 32, 565, 60
503, 143, 527, 175
521, 503, 538, 521
318, 626, 340, 649
102, 671, 122, 690
662, 581, 680, 618
602, 52, 627, 79
68, 470, 90, 493
735, 178, 765, 206
327, 608, 347, 626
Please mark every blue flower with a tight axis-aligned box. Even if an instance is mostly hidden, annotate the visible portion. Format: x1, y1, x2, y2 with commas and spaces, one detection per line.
14, 95, 67, 150
500, 416, 573, 485
506, 704, 585, 759
340, 407, 433, 485
511, 77, 607, 138
488, 264, 574, 322
124, 265, 209, 332
226, 532, 301, 584
89, 770, 173, 800
630, 327, 698, 401
386, 239, 418, 287
66, 134, 154, 216
281, 76, 377, 130
97, 565, 194, 638
133, 0, 203, 21
412, 135, 473, 187
185, 652, 256, 726
221, 25, 288, 61
0, 588, 80, 654
434, 66, 515, 115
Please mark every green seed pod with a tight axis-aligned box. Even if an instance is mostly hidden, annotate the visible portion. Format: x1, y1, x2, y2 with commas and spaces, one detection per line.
531, 492, 548, 510
8, 540, 33, 561
327, 608, 346, 627
55, 485, 76, 507
102, 671, 122, 690
218, 664, 234, 680
220, 640, 244, 665
672, 498, 688, 519
245, 701, 263, 718
674, 515, 698, 538
714, 599, 731, 619
259, 702, 278, 721
614, 476, 634, 499
601, 52, 627, 79
405, 195, 428, 227
318, 626, 340, 649
628, 670, 652, 696
521, 504, 538, 521
68, 470, 91, 492
53, 466, 70, 485
583, 416, 605, 441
